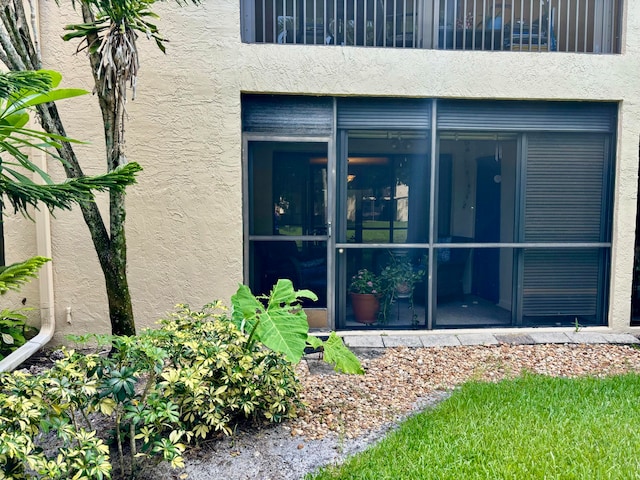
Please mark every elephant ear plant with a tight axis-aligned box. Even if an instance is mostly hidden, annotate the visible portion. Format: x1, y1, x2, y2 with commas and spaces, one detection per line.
232, 279, 364, 375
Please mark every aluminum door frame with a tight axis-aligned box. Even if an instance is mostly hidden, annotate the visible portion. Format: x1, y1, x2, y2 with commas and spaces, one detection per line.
242, 133, 337, 329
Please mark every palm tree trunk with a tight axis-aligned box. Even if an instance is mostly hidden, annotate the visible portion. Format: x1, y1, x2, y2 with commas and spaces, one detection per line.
0, 1, 138, 336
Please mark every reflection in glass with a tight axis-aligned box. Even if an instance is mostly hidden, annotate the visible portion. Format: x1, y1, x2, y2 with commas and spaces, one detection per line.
250, 143, 327, 236
250, 240, 327, 307
248, 141, 328, 310
346, 131, 430, 244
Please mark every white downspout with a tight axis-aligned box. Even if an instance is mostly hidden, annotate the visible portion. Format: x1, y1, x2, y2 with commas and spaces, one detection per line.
0, 200, 55, 372
0, 0, 56, 373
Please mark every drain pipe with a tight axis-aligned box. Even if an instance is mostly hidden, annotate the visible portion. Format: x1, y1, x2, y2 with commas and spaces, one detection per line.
0, 155, 56, 373
0, 0, 56, 373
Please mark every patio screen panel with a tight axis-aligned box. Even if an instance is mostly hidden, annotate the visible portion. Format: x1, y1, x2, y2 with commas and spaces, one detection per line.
242, 94, 333, 135
437, 100, 616, 133
521, 133, 609, 322
337, 98, 431, 129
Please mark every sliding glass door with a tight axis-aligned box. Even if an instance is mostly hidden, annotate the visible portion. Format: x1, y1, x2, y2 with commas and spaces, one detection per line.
434, 134, 517, 328
434, 132, 611, 328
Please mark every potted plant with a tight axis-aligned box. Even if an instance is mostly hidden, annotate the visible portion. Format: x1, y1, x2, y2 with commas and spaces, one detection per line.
381, 256, 424, 298
379, 254, 425, 324
349, 269, 382, 324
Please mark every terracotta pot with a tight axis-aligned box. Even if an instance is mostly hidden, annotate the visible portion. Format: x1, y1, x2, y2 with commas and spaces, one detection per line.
350, 293, 380, 324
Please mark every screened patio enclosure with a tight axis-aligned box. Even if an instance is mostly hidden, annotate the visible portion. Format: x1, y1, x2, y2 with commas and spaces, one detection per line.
243, 96, 615, 330
241, 0, 622, 53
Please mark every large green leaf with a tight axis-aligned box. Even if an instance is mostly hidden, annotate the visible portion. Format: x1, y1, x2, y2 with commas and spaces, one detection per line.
0, 112, 29, 130
230, 283, 264, 333
3, 89, 88, 117
231, 280, 317, 364
322, 332, 365, 374
306, 335, 323, 349
231, 281, 364, 373
257, 280, 315, 363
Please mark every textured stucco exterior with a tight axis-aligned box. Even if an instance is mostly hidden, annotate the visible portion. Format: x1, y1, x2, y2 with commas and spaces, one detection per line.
13, 0, 640, 341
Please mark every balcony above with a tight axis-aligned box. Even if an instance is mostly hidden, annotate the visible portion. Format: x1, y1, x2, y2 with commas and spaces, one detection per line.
241, 0, 622, 54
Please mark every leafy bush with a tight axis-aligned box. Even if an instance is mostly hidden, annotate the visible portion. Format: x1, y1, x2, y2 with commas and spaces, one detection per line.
0, 365, 112, 479
0, 281, 362, 478
0, 256, 50, 360
0, 308, 37, 360
0, 299, 304, 478
154, 301, 304, 437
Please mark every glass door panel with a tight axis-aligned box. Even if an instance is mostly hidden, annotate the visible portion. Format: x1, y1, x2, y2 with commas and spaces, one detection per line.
247, 141, 330, 324
433, 135, 517, 327
337, 130, 430, 329
343, 247, 428, 327
434, 247, 514, 328
345, 132, 431, 245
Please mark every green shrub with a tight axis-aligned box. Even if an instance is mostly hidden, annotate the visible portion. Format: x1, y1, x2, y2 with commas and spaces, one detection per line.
0, 301, 303, 479
0, 308, 37, 360
151, 301, 304, 438
0, 366, 112, 479
0, 281, 361, 478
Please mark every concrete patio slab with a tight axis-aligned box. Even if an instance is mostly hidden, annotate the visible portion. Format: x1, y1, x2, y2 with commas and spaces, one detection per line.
528, 332, 571, 344
342, 335, 385, 348
419, 335, 462, 347
382, 336, 423, 348
495, 334, 534, 345
456, 333, 499, 346
600, 333, 640, 344
338, 331, 639, 351
565, 332, 609, 344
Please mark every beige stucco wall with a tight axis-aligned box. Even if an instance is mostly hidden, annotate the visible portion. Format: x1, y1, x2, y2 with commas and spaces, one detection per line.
21, 0, 640, 340
3, 206, 40, 327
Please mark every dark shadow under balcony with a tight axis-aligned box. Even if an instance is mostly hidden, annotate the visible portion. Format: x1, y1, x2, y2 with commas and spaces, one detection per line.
241, 0, 622, 53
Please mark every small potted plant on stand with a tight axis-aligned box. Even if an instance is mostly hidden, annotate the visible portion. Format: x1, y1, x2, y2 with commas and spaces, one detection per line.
380, 254, 425, 325
349, 269, 382, 324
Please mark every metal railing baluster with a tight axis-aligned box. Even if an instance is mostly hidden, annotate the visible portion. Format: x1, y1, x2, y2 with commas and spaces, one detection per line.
245, 0, 619, 54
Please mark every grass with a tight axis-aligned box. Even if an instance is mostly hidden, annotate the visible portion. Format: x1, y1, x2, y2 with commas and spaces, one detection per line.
309, 373, 640, 479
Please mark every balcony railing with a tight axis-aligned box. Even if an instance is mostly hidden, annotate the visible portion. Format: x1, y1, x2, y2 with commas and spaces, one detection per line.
241, 0, 622, 53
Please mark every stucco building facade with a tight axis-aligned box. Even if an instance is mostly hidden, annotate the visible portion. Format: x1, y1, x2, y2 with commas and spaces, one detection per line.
6, 0, 640, 341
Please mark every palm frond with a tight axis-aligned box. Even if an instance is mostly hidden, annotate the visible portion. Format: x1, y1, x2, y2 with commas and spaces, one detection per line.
0, 71, 53, 98
0, 256, 50, 295
0, 162, 142, 216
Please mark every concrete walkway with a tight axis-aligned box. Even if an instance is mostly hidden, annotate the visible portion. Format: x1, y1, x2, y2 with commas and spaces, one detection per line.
341, 331, 640, 348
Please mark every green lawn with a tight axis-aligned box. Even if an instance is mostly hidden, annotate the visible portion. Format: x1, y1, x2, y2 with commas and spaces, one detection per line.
309, 373, 640, 479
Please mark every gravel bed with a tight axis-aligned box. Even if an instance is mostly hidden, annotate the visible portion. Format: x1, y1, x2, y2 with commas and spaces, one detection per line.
292, 343, 640, 440
19, 343, 640, 479
138, 342, 640, 480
